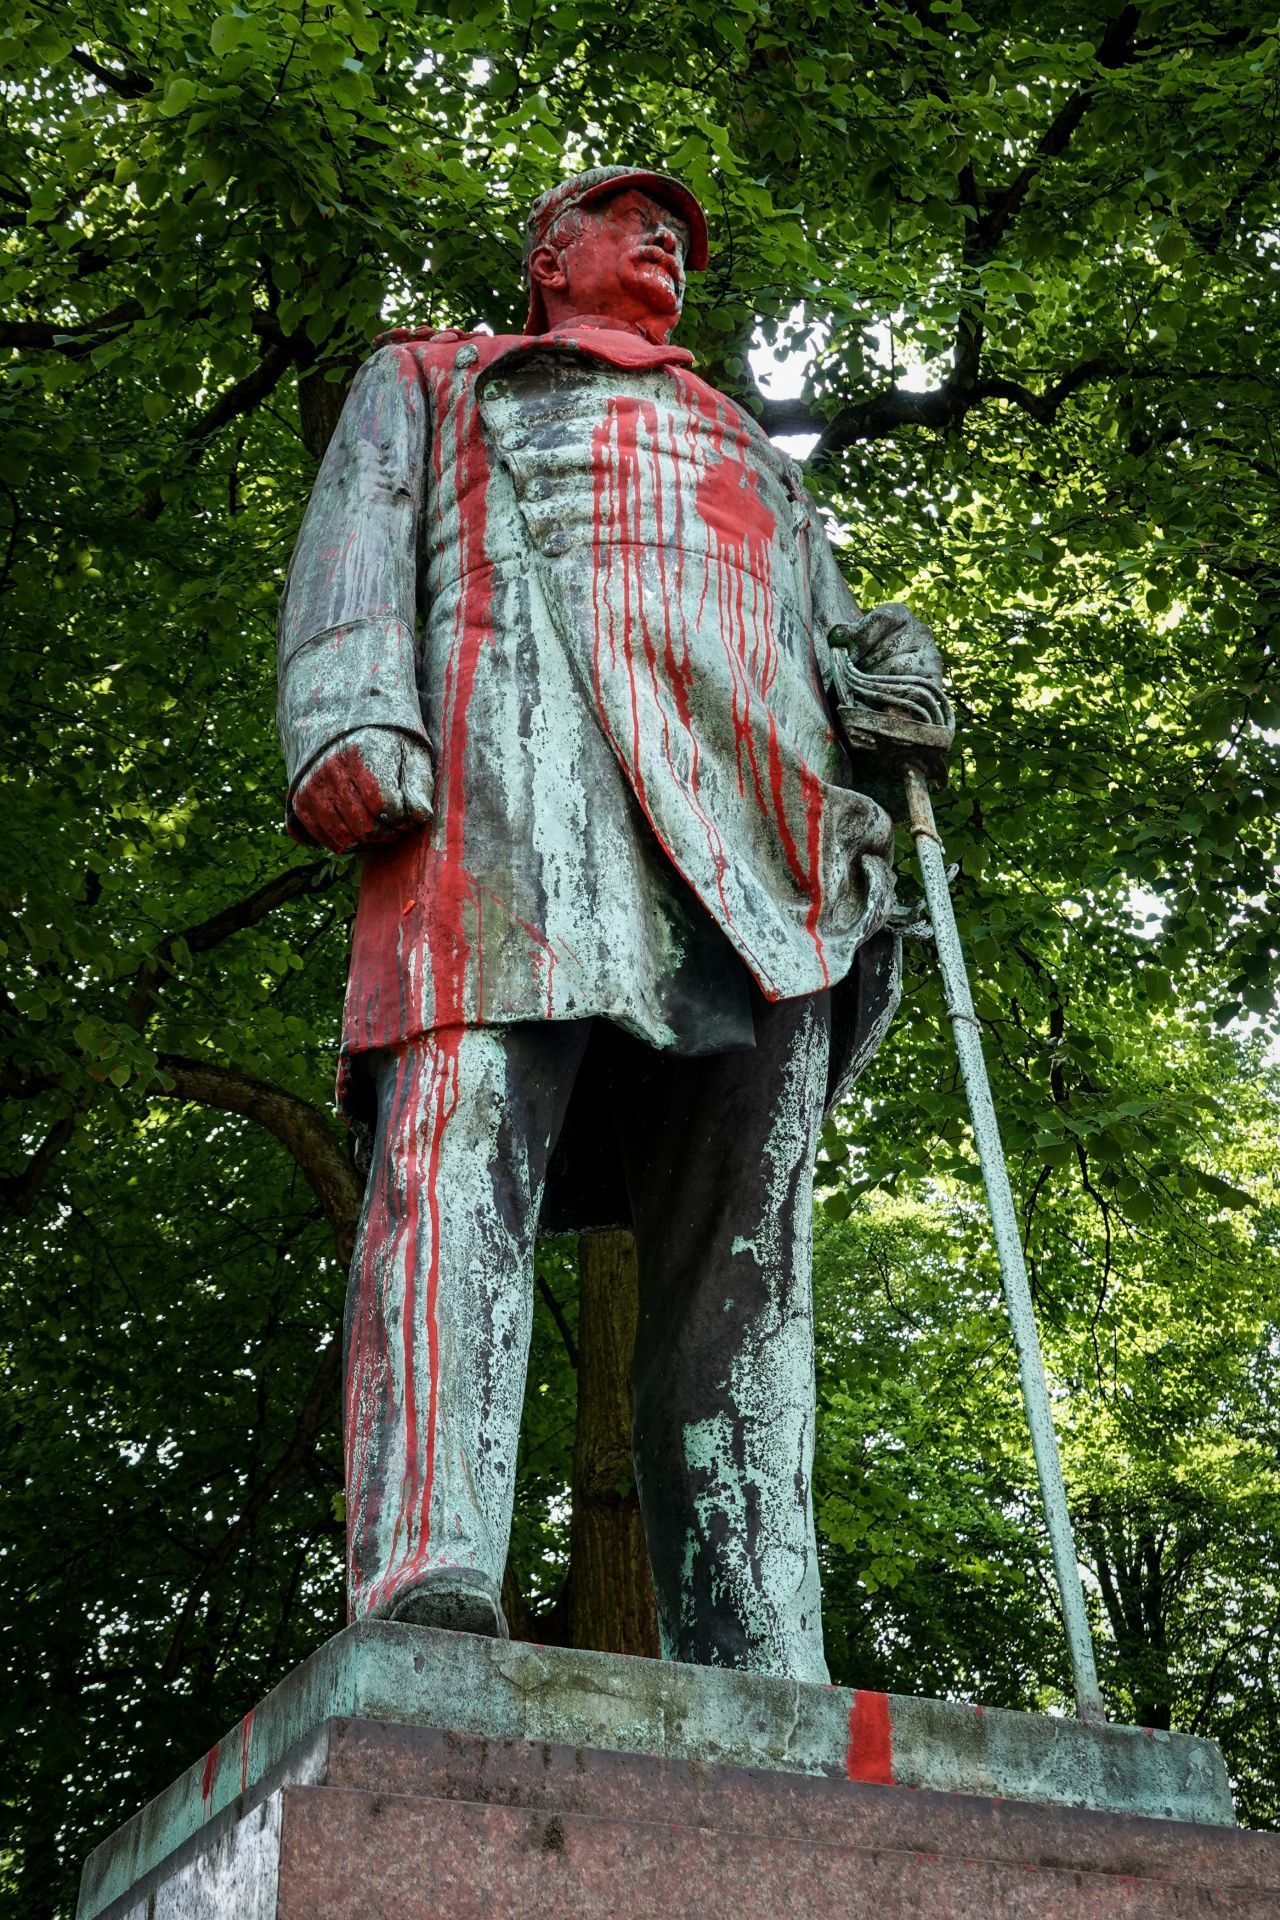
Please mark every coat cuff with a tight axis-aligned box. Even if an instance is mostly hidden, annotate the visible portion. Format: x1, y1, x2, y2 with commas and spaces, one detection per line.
278, 616, 428, 800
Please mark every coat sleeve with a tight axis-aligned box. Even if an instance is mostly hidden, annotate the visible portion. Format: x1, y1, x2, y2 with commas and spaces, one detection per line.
276, 343, 431, 827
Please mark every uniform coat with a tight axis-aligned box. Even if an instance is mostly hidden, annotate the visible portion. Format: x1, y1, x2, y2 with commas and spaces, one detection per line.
277, 325, 918, 1215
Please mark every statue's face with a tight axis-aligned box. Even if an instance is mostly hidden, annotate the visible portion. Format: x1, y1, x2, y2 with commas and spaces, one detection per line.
531, 187, 690, 336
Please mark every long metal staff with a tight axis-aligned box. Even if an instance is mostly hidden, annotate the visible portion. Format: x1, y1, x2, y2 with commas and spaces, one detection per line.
903, 763, 1104, 1724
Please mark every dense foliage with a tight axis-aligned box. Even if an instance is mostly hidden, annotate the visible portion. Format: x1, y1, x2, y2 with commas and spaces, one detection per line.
3, 0, 1279, 1910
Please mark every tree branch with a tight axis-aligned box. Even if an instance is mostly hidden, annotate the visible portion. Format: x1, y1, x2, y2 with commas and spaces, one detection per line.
2, 863, 342, 1217
155, 1055, 362, 1265
756, 353, 1215, 451
126, 858, 336, 1026
0, 1113, 76, 1215
141, 337, 301, 518
68, 47, 152, 99
975, 6, 1143, 254
756, 10, 1146, 453
187, 338, 299, 447
0, 301, 144, 356
536, 1270, 579, 1369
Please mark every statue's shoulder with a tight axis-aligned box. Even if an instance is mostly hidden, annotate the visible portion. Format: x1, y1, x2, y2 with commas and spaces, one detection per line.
367, 327, 530, 380
371, 325, 474, 351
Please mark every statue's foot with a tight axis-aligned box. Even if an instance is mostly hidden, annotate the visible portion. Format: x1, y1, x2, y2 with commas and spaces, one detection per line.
385, 1567, 510, 1639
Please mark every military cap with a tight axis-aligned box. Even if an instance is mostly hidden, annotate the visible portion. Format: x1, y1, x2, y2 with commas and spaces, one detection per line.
523, 164, 708, 332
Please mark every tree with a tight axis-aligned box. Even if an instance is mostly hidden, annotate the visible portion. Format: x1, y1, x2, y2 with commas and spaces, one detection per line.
3, 1, 1279, 1912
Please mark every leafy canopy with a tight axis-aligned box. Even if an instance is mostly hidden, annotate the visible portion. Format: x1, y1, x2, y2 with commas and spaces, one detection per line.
3, 0, 1280, 1912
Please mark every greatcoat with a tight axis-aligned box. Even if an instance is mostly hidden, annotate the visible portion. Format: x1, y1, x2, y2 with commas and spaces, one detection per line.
277, 325, 924, 1218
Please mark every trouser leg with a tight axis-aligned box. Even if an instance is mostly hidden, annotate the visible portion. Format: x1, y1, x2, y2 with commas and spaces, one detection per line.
613, 990, 832, 1682
344, 1022, 589, 1623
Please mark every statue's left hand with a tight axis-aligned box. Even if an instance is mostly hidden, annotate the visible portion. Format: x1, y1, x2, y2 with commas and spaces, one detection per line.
830, 602, 955, 799
844, 602, 944, 684
291, 728, 435, 853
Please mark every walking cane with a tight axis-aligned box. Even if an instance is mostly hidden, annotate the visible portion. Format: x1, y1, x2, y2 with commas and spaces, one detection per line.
900, 763, 1104, 1723
836, 671, 1104, 1724
898, 764, 1105, 1728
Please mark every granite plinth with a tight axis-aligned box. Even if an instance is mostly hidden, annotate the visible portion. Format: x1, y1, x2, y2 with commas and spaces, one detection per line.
79, 1623, 1243, 1920
90, 1716, 1280, 1920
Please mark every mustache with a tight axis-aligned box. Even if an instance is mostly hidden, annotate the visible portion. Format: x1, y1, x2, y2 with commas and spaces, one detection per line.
631, 244, 685, 286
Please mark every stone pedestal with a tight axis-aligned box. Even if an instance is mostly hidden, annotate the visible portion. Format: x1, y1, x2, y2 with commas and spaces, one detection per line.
79, 1625, 1279, 1920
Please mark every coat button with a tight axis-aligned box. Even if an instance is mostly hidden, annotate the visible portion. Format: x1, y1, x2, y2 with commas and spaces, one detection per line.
455, 343, 479, 368
542, 528, 574, 556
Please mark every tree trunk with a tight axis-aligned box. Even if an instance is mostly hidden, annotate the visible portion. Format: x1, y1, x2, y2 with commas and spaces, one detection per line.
297, 362, 354, 463
568, 1228, 660, 1657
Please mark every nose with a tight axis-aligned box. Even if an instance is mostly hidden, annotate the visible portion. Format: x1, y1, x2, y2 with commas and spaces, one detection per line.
652, 221, 678, 255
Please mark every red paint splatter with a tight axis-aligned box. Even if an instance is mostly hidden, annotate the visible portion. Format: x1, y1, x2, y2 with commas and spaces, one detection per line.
684, 379, 829, 984
846, 1690, 894, 1785
326, 528, 357, 587
294, 741, 387, 852
239, 1710, 254, 1793
345, 346, 496, 1053
340, 327, 835, 1052
477, 884, 561, 1017
586, 387, 774, 986
348, 351, 497, 1620
200, 1739, 221, 1818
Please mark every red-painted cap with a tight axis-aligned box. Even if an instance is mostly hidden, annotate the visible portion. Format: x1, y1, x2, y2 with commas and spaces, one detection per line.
522, 165, 709, 333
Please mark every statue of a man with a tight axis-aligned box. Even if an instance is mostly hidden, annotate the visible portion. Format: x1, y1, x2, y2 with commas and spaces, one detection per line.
277, 166, 951, 1683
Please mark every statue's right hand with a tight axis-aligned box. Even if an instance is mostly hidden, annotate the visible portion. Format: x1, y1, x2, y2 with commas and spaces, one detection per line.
291, 729, 435, 853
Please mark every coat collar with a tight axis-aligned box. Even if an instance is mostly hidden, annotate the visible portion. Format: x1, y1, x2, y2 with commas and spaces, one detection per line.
417, 325, 697, 379
526, 323, 696, 372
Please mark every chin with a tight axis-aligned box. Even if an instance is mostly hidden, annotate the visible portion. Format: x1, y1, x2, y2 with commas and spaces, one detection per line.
624, 267, 682, 322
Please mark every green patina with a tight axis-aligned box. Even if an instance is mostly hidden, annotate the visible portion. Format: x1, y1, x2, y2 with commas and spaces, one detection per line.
78, 1624, 1236, 1920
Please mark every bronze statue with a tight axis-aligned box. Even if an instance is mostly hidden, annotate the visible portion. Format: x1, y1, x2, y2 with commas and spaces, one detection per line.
277, 166, 952, 1682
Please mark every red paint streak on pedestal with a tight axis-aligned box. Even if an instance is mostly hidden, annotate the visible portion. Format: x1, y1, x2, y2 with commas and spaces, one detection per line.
846, 1690, 894, 1786
200, 1739, 221, 1819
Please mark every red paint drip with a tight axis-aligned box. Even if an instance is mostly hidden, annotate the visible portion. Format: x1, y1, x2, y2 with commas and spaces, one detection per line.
679, 370, 828, 982
350, 360, 497, 1620
200, 1739, 221, 1817
344, 1048, 406, 1617
587, 389, 776, 986
390, 369, 495, 1578
846, 1690, 894, 1785
239, 1710, 254, 1793
411, 1034, 459, 1579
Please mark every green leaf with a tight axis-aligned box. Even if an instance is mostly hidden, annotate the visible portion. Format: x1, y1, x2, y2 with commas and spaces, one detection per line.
1193, 1170, 1255, 1211
160, 75, 197, 117
210, 15, 245, 55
